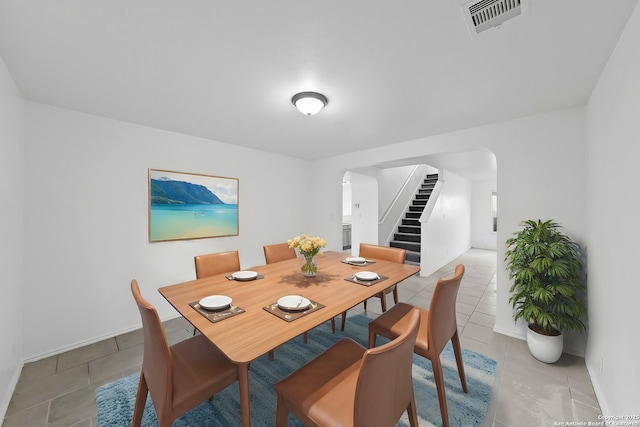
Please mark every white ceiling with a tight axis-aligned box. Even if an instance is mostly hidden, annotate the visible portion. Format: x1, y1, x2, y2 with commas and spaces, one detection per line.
0, 0, 637, 179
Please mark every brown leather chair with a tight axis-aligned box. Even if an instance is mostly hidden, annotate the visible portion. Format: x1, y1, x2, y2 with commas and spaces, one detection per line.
274, 308, 421, 427
263, 243, 335, 344
191, 250, 242, 335
130, 280, 239, 427
340, 243, 407, 331
263, 243, 297, 264
368, 264, 468, 427
194, 250, 240, 279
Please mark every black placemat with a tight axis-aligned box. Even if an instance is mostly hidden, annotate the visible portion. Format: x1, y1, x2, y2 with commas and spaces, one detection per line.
189, 301, 245, 323
225, 274, 265, 281
341, 259, 376, 267
263, 300, 325, 322
344, 274, 389, 287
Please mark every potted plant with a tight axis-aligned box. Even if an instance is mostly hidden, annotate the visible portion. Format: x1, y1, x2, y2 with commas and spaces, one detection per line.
505, 219, 586, 363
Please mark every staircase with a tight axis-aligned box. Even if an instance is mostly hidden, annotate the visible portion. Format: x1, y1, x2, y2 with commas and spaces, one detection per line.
389, 174, 438, 264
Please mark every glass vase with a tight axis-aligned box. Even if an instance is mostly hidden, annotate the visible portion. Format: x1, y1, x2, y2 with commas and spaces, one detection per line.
301, 255, 318, 277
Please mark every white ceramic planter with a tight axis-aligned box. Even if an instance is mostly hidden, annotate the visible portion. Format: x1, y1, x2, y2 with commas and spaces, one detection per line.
526, 325, 563, 363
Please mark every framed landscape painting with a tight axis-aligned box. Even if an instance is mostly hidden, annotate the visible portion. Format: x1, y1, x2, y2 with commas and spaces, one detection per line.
148, 169, 239, 242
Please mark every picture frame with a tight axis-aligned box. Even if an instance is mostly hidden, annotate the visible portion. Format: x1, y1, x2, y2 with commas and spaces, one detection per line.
148, 169, 239, 242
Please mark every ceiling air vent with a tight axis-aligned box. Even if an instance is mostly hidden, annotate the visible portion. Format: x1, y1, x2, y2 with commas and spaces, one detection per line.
462, 0, 529, 37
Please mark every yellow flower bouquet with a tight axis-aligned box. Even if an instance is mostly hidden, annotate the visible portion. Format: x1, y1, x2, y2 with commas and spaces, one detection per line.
288, 234, 326, 276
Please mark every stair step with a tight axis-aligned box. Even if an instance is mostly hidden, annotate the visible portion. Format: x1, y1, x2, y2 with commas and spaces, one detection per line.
398, 225, 420, 234
405, 212, 421, 219
415, 194, 430, 200
394, 232, 421, 243
412, 199, 427, 206
402, 219, 420, 227
409, 206, 424, 212
391, 241, 421, 253
405, 251, 421, 263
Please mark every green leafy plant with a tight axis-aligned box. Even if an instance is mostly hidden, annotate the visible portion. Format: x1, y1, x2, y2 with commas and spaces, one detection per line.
505, 219, 586, 336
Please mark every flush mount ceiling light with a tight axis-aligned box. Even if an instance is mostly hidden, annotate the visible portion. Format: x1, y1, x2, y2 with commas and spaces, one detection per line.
291, 92, 328, 116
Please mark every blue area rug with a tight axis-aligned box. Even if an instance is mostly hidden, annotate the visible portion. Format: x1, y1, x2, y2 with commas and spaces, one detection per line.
96, 314, 497, 426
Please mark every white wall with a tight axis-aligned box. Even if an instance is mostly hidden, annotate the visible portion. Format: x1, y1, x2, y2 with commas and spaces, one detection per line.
308, 106, 587, 351
471, 179, 498, 250
0, 56, 25, 419
376, 165, 416, 219
346, 172, 378, 254
22, 102, 312, 360
585, 2, 640, 416
421, 170, 472, 276
341, 178, 352, 222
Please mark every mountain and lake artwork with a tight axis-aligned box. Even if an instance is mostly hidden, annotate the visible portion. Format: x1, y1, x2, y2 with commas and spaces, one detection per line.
148, 169, 239, 242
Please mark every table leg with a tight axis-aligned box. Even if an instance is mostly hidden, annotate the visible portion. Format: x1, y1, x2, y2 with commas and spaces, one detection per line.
238, 362, 251, 427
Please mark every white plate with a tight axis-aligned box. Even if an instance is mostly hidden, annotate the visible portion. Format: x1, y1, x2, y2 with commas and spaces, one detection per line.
199, 295, 232, 310
346, 257, 367, 264
277, 295, 311, 311
232, 270, 258, 281
355, 271, 379, 281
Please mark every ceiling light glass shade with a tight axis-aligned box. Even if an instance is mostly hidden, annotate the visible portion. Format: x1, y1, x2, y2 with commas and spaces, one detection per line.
292, 92, 328, 116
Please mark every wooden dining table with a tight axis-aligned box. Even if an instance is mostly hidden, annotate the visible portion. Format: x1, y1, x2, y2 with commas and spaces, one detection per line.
158, 250, 420, 427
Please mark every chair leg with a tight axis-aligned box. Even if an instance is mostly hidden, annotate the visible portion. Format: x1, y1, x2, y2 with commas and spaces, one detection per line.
380, 293, 388, 312
275, 393, 289, 427
269, 350, 275, 361
432, 356, 450, 427
341, 311, 347, 331
330, 317, 336, 333
368, 330, 377, 348
303, 332, 308, 344
406, 394, 419, 427
451, 330, 468, 392
132, 372, 148, 427
363, 299, 368, 310
392, 287, 399, 304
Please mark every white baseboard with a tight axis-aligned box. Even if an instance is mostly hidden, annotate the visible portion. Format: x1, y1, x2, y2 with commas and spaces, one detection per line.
23, 324, 141, 363
22, 314, 184, 363
586, 362, 609, 415
493, 326, 586, 357
493, 325, 525, 340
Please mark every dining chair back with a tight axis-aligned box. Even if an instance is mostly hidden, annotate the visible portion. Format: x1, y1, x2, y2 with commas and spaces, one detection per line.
429, 264, 465, 353
133, 281, 171, 408
340, 243, 407, 331
367, 264, 467, 427
263, 243, 297, 264
359, 243, 407, 265
131, 280, 239, 427
355, 308, 420, 427
194, 250, 240, 279
274, 308, 421, 427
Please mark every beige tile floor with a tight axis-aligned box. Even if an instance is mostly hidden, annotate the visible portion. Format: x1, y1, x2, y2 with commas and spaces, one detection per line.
2, 248, 601, 427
